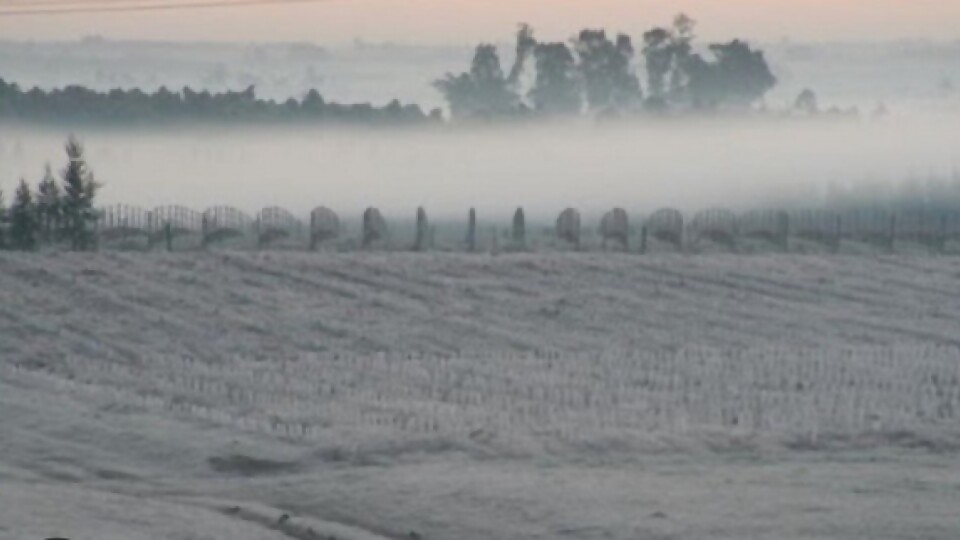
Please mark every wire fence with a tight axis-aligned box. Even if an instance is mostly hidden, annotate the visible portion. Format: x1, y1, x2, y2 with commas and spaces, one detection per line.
93, 204, 960, 253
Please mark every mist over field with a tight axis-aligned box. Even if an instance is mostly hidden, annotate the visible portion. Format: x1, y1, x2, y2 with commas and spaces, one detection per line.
1, 39, 959, 222
1, 113, 959, 223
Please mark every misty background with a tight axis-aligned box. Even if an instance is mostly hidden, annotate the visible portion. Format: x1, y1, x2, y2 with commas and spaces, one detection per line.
1, 38, 959, 221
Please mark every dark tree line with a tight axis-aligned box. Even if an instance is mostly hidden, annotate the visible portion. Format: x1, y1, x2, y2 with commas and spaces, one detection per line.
1, 137, 100, 251
435, 15, 778, 120
0, 81, 442, 126
1, 17, 776, 126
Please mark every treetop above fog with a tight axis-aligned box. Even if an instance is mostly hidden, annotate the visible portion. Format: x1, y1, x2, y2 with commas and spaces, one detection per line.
0, 15, 791, 125
435, 15, 779, 121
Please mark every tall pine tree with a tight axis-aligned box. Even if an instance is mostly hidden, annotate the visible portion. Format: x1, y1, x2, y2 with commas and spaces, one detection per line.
36, 164, 61, 245
59, 137, 100, 251
9, 179, 37, 251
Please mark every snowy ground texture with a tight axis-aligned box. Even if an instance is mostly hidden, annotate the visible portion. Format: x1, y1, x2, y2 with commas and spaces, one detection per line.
2, 252, 960, 540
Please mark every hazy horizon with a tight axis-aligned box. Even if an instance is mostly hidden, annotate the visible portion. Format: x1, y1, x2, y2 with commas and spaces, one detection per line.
0, 0, 958, 45
3, 35, 960, 48
1, 2, 958, 225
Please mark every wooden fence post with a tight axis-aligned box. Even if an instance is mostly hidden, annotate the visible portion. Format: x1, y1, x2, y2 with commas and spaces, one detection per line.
414, 207, 429, 251
512, 208, 525, 249
466, 208, 477, 252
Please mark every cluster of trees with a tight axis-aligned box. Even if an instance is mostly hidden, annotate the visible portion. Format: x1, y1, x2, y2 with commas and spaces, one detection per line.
0, 81, 441, 126
434, 15, 778, 120
1, 137, 100, 251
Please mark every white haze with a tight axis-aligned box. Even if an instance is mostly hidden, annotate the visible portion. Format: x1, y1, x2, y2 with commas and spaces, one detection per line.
2, 112, 960, 223
1, 39, 958, 223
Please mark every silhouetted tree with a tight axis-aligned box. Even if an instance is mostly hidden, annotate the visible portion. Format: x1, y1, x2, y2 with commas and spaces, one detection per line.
9, 179, 37, 250
685, 39, 777, 109
642, 27, 673, 101
642, 14, 696, 107
573, 30, 641, 112
431, 16, 780, 119
434, 45, 518, 118
153, 86, 183, 116
507, 24, 537, 86
0, 78, 17, 117
641, 15, 774, 111
59, 137, 100, 251
667, 14, 697, 100
530, 42, 581, 115
435, 25, 536, 119
302, 89, 325, 116
36, 164, 61, 244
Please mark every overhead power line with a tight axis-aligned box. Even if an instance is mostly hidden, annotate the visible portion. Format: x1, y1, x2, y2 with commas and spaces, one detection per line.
0, 0, 183, 5
0, 0, 334, 16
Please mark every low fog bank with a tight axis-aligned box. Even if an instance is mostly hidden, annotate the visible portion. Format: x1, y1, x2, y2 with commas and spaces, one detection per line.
2, 113, 959, 222
1, 39, 957, 116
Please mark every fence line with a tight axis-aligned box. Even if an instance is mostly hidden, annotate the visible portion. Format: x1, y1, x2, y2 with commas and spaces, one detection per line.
93, 204, 960, 253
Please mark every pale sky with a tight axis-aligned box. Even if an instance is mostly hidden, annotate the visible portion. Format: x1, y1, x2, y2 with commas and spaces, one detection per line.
0, 0, 958, 44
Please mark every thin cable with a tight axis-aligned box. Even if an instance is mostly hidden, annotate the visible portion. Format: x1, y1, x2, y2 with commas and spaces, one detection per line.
0, 0, 326, 9
0, 0, 333, 16
0, 0, 187, 5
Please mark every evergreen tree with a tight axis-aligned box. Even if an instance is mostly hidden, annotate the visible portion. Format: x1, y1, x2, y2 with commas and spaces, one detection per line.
59, 137, 100, 251
36, 163, 61, 245
9, 179, 37, 250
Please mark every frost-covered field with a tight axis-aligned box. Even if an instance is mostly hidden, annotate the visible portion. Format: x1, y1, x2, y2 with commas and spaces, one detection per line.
3, 252, 960, 356
2, 253, 960, 539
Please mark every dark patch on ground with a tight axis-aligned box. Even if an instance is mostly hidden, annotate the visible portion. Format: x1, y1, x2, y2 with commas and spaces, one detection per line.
207, 454, 298, 476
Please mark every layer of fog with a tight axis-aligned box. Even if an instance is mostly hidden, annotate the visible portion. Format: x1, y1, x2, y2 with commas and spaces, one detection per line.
1, 39, 958, 115
2, 113, 959, 223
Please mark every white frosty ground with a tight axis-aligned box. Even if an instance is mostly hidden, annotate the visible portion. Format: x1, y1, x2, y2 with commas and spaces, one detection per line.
1, 253, 960, 539
2, 252, 960, 356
